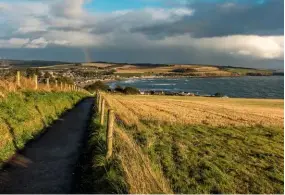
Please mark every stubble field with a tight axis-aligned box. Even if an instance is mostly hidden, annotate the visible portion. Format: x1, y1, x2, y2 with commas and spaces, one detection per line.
102, 94, 284, 194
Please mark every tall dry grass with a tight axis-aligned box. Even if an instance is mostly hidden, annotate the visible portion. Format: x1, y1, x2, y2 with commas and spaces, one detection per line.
0, 76, 84, 98
114, 127, 172, 194
103, 94, 284, 127
97, 94, 172, 193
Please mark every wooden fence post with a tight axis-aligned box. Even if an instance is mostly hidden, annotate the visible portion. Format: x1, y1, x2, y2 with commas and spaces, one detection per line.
16, 71, 21, 87
106, 109, 114, 159
34, 75, 38, 90
100, 99, 105, 125
55, 80, 58, 88
96, 91, 99, 105
60, 82, 63, 91
46, 78, 50, 89
98, 93, 102, 113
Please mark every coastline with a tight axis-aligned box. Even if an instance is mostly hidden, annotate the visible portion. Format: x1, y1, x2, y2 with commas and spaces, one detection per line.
103, 74, 283, 84
104, 75, 284, 99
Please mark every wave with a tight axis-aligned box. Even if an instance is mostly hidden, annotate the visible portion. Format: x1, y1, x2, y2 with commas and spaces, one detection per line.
151, 83, 176, 86
123, 79, 137, 84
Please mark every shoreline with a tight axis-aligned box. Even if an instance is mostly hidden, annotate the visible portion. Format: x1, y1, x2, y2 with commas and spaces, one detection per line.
102, 75, 284, 100
103, 74, 283, 84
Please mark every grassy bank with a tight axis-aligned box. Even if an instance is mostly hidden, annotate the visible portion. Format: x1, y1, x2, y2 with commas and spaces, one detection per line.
77, 101, 172, 194
76, 111, 128, 194
0, 91, 88, 165
102, 94, 284, 194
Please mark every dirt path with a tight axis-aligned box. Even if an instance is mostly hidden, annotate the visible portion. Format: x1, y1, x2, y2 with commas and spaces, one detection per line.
0, 98, 94, 193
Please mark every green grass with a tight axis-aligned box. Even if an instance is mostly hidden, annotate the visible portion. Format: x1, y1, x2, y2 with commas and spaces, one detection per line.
76, 109, 128, 194
0, 91, 87, 166
119, 119, 284, 194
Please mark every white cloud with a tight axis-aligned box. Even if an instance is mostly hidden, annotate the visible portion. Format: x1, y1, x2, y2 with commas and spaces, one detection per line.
17, 17, 47, 33
151, 34, 284, 60
50, 0, 87, 18
196, 35, 284, 60
25, 37, 48, 48
0, 38, 30, 48
144, 8, 194, 20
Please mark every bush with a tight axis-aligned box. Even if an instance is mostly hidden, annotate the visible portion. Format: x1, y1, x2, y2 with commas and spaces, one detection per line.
214, 92, 223, 97
85, 81, 110, 92
123, 86, 140, 95
114, 85, 124, 93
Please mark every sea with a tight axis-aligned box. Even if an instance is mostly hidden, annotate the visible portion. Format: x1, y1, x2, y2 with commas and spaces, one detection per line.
108, 76, 284, 99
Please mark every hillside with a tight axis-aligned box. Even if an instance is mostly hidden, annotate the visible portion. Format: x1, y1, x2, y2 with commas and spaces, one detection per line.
90, 93, 284, 194
2, 60, 275, 80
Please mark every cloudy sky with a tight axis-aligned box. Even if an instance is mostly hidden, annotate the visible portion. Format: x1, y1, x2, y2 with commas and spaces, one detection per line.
0, 0, 284, 69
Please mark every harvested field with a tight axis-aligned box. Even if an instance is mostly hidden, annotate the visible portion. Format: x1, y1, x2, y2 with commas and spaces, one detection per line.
100, 93, 284, 194
104, 94, 284, 127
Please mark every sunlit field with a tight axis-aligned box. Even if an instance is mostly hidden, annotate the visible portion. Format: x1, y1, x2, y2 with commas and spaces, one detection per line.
104, 94, 283, 127
101, 94, 284, 194
115, 65, 232, 77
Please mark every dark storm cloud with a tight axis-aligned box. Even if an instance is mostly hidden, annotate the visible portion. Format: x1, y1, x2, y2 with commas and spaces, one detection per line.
131, 0, 284, 38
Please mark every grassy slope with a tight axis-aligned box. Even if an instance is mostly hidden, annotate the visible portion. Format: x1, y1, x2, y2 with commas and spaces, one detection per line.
0, 91, 87, 165
77, 104, 172, 194
77, 112, 128, 194
115, 65, 232, 77
114, 65, 274, 77
104, 94, 284, 194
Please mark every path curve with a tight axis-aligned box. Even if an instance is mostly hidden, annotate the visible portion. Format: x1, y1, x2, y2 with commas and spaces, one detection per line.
0, 97, 94, 193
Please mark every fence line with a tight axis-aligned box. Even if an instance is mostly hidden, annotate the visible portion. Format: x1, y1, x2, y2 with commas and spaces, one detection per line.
0, 71, 86, 94
96, 93, 114, 159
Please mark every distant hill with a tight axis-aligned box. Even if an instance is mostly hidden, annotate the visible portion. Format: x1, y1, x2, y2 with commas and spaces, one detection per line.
6, 59, 73, 67
4, 59, 282, 73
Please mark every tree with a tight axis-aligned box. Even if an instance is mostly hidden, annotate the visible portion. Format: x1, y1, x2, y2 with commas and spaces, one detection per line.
84, 81, 110, 92
26, 68, 40, 77
44, 72, 52, 78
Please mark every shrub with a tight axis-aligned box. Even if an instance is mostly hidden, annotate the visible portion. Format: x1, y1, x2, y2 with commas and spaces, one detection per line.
123, 87, 140, 95
26, 68, 40, 78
